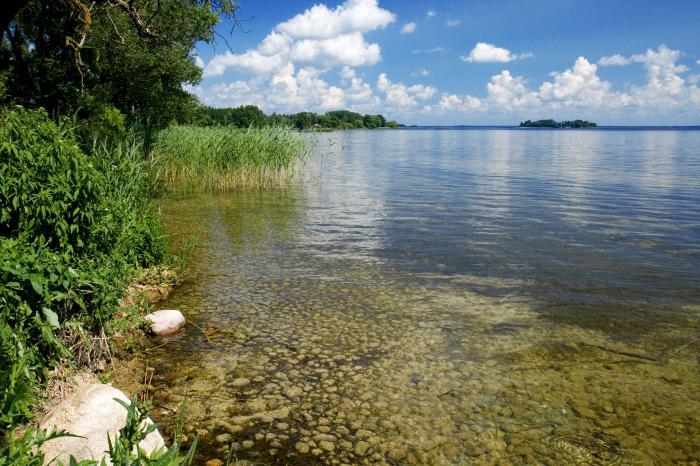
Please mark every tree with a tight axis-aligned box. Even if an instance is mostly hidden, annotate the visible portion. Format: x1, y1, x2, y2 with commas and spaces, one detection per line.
1, 0, 238, 127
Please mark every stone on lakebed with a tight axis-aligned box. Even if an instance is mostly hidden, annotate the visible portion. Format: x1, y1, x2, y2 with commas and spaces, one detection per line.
144, 309, 185, 336
40, 382, 165, 465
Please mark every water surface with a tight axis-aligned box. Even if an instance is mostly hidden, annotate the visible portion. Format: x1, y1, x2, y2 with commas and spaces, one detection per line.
149, 129, 700, 465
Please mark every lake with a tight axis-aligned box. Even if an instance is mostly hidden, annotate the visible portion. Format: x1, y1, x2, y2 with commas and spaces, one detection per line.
148, 128, 700, 465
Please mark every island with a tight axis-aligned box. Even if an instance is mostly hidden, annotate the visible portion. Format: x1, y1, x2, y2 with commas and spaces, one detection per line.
519, 119, 597, 128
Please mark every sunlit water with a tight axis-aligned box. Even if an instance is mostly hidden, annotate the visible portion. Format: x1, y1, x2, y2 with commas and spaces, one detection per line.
148, 129, 700, 465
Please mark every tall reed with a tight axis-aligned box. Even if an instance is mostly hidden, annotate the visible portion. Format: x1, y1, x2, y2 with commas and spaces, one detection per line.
150, 125, 308, 191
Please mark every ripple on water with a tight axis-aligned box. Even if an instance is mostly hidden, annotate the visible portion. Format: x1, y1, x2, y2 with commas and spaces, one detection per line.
147, 259, 700, 465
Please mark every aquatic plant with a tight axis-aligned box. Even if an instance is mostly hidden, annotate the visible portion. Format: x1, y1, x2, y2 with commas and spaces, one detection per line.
149, 125, 308, 191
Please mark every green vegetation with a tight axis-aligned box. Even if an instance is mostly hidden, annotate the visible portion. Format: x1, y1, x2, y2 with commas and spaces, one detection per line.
1, 0, 364, 463
519, 119, 598, 128
0, 107, 185, 463
151, 125, 308, 191
1, 0, 237, 128
195, 106, 401, 130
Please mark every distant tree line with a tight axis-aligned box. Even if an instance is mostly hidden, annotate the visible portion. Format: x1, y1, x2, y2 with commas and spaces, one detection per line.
193, 106, 401, 130
519, 119, 598, 128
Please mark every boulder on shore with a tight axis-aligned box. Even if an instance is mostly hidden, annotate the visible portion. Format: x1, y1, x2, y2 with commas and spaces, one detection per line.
40, 382, 165, 465
144, 309, 185, 336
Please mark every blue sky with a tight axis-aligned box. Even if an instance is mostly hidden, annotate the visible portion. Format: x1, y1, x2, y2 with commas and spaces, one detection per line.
189, 0, 700, 125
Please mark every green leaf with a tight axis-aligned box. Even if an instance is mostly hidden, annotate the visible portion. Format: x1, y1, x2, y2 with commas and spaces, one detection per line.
30, 278, 43, 295
42, 307, 60, 329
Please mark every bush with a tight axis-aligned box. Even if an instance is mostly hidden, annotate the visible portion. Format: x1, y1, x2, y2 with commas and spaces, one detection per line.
0, 107, 169, 435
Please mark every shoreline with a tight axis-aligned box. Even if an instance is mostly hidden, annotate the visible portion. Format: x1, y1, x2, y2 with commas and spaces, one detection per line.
30, 267, 183, 463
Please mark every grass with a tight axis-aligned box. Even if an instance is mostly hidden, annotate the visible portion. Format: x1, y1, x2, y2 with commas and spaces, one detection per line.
150, 125, 309, 191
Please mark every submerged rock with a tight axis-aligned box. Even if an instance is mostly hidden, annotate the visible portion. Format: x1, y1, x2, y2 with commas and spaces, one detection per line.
40, 382, 165, 465
145, 309, 186, 336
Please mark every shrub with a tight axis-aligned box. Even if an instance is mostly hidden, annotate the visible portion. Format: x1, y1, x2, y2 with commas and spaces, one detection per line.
0, 107, 169, 434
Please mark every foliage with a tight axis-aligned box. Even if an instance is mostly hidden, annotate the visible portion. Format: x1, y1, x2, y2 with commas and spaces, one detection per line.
151, 125, 308, 190
0, 0, 238, 128
106, 397, 197, 466
195, 105, 401, 130
0, 107, 169, 437
0, 425, 89, 466
519, 119, 598, 128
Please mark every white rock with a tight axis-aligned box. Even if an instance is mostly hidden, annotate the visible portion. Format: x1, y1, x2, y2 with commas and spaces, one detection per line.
144, 309, 185, 336
40, 382, 165, 465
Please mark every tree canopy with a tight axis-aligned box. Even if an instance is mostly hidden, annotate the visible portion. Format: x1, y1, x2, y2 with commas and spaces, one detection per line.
519, 119, 598, 128
194, 106, 401, 130
1, 0, 238, 127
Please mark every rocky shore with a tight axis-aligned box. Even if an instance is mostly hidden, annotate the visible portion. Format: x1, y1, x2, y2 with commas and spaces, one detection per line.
34, 269, 186, 465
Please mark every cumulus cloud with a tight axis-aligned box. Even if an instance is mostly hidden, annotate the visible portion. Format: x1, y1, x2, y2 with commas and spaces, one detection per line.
426, 10, 437, 18
377, 73, 437, 109
627, 45, 699, 108
401, 22, 416, 34
203, 0, 394, 78
538, 57, 623, 109
461, 42, 533, 63
194, 0, 407, 114
430, 45, 700, 120
438, 93, 482, 111
276, 0, 395, 39
446, 19, 460, 27
339, 66, 356, 79
598, 54, 631, 66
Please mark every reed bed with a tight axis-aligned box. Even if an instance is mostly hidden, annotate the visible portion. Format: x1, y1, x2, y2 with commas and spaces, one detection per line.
150, 125, 308, 191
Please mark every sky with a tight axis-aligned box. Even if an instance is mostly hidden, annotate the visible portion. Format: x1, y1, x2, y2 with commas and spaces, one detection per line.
189, 0, 700, 125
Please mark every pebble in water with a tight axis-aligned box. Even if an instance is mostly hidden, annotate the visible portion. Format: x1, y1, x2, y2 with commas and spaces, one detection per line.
148, 195, 700, 465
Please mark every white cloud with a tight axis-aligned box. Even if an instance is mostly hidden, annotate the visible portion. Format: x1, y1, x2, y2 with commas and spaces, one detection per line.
598, 54, 631, 66
430, 45, 700, 121
401, 22, 416, 34
289, 32, 382, 68
446, 19, 460, 27
627, 45, 699, 108
461, 42, 533, 63
412, 46, 446, 55
426, 10, 437, 18
276, 0, 395, 39
408, 84, 437, 99
410, 69, 430, 77
438, 93, 482, 111
195, 0, 402, 114
339, 66, 356, 79
193, 55, 205, 69
697, 59, 700, 65
538, 57, 621, 108
204, 49, 286, 77
203, 0, 394, 78
487, 70, 540, 109
377, 73, 437, 109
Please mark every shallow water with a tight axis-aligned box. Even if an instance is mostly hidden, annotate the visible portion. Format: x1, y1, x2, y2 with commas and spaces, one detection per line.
148, 129, 700, 465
